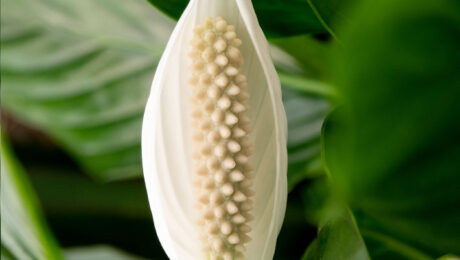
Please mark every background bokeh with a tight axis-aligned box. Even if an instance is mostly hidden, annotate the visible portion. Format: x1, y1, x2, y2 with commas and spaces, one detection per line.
1, 0, 459, 259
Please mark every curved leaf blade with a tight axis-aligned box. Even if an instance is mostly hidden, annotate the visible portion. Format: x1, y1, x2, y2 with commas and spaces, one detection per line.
1, 134, 63, 260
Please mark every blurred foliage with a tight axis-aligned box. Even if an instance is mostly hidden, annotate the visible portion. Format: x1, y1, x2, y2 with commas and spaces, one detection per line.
271, 35, 332, 80
323, 0, 460, 259
1, 0, 459, 259
1, 134, 63, 260
305, 0, 357, 41
65, 245, 146, 260
1, 134, 154, 260
302, 209, 369, 260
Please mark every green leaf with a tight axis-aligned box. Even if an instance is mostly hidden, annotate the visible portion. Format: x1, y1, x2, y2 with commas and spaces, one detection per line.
279, 72, 337, 99
284, 88, 329, 191
145, 0, 325, 38
271, 35, 333, 80
2, 0, 330, 183
306, 0, 357, 41
1, 0, 174, 180
323, 0, 460, 258
302, 208, 370, 260
65, 245, 146, 260
1, 133, 63, 260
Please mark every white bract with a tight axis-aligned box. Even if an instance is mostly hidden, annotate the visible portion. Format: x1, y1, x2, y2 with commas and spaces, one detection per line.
142, 0, 287, 259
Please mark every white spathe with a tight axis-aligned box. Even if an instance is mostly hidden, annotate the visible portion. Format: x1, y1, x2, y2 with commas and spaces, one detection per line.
141, 0, 288, 259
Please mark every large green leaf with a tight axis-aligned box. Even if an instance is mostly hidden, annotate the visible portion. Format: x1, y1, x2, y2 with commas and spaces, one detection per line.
1, 0, 174, 180
145, 0, 325, 38
323, 0, 460, 258
1, 0, 330, 183
1, 134, 63, 260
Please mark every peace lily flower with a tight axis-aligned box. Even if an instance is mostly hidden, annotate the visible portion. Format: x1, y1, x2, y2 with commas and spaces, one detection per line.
141, 0, 287, 259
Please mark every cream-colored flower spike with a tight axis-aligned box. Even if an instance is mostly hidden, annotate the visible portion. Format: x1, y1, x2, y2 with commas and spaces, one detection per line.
189, 16, 253, 260
142, 0, 287, 259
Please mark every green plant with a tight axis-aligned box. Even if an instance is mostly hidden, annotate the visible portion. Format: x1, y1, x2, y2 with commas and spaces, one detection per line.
1, 0, 458, 259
